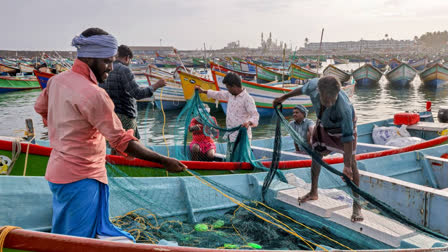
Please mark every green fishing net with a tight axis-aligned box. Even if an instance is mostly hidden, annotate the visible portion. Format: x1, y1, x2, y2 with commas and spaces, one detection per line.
104, 91, 448, 251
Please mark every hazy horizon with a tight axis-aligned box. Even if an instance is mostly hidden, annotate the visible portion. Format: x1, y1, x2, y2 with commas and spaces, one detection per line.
2, 0, 447, 51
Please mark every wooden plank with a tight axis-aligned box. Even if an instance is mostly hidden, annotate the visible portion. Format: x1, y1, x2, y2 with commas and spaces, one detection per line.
330, 208, 415, 247
277, 187, 350, 218
406, 122, 448, 132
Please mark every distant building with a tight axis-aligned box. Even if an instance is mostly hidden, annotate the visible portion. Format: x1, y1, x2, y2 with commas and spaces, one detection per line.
129, 46, 174, 56
300, 39, 415, 54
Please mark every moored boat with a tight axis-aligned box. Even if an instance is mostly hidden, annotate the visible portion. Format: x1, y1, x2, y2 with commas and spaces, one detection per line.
388, 58, 401, 70
409, 58, 428, 71
0, 75, 40, 93
419, 63, 448, 88
0, 63, 19, 75
322, 64, 351, 84
1, 111, 447, 177
352, 63, 383, 86
210, 61, 256, 81
33, 70, 54, 89
212, 70, 311, 117
145, 72, 186, 110
255, 64, 288, 83
332, 56, 349, 64
3, 144, 448, 251
18, 63, 34, 73
371, 58, 387, 71
178, 70, 220, 111
288, 63, 318, 83
385, 63, 417, 87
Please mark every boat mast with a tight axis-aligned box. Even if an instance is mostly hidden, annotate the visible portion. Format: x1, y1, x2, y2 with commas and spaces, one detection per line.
203, 43, 207, 69
317, 28, 324, 75
359, 38, 363, 68
282, 45, 286, 86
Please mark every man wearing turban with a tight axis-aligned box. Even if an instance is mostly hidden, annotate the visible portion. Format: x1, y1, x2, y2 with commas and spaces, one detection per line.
34, 28, 186, 241
289, 104, 315, 153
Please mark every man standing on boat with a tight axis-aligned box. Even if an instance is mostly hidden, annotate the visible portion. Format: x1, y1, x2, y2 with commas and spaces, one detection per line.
273, 76, 363, 222
34, 28, 186, 240
100, 45, 166, 154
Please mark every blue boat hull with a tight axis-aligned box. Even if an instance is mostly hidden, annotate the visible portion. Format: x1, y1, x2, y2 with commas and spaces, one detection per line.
355, 78, 378, 86
415, 65, 425, 71
424, 79, 447, 88
389, 79, 411, 87
154, 100, 186, 110
36, 76, 50, 89
0, 87, 36, 94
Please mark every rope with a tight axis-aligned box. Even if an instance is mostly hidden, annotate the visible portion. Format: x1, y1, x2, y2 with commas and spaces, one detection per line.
0, 226, 21, 252
2, 138, 22, 175
159, 86, 169, 157
22, 136, 35, 176
184, 169, 353, 251
159, 85, 169, 177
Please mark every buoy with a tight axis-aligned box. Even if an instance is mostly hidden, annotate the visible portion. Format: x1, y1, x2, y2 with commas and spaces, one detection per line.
194, 223, 208, 232
212, 220, 225, 228
224, 244, 239, 249
248, 242, 262, 249
438, 106, 448, 123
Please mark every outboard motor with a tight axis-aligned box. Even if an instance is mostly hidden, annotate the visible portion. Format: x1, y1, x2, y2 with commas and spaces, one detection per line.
438, 106, 448, 123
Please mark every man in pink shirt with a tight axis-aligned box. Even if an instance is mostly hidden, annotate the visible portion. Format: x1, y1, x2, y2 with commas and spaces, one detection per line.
34, 28, 186, 240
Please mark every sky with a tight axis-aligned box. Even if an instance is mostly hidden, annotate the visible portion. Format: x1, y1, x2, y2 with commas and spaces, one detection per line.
2, 0, 448, 51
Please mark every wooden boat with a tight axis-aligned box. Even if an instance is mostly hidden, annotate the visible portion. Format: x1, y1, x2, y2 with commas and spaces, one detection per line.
212, 70, 312, 117
322, 64, 351, 83
18, 63, 34, 73
209, 61, 256, 81
409, 58, 428, 71
0, 63, 19, 75
3, 145, 448, 251
332, 56, 349, 64
288, 63, 318, 82
0, 75, 40, 94
352, 63, 383, 86
192, 57, 207, 67
419, 63, 448, 88
239, 61, 256, 73
178, 70, 219, 111
255, 64, 288, 83
33, 70, 54, 89
426, 59, 444, 69
1, 111, 447, 177
388, 58, 401, 70
385, 63, 417, 87
371, 58, 387, 71
144, 71, 186, 110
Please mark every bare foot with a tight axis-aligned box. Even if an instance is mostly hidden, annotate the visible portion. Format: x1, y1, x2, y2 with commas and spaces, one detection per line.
351, 204, 364, 222
298, 192, 318, 203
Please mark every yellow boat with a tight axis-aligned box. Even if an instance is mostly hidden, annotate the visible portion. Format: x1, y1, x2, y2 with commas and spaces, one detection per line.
178, 70, 218, 105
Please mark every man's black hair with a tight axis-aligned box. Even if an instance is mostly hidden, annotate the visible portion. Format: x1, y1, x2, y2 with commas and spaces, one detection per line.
81, 27, 109, 38
117, 45, 133, 59
222, 72, 241, 87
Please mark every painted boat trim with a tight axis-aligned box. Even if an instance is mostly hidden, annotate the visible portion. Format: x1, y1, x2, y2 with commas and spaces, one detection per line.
1, 135, 447, 171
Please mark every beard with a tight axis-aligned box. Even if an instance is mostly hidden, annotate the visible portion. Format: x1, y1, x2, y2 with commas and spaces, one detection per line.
89, 59, 108, 83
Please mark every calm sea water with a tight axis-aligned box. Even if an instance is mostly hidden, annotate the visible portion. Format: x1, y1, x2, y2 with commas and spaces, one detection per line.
2, 62, 448, 146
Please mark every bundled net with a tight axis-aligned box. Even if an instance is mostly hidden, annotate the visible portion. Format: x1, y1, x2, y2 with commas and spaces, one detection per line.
104, 91, 448, 251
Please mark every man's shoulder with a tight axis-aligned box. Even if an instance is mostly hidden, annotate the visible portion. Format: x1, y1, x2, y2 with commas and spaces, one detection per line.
304, 118, 314, 123
113, 61, 131, 73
